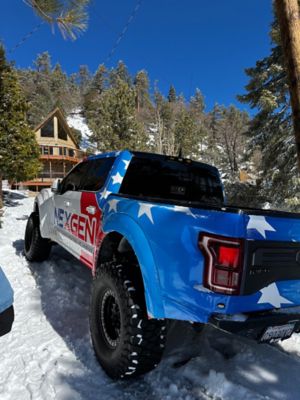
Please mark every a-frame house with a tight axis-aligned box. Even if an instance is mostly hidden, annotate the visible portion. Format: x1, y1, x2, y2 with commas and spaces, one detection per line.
22, 107, 84, 191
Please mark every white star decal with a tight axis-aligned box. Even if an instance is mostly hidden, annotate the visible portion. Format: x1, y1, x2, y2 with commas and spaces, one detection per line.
247, 215, 276, 238
258, 283, 293, 308
123, 159, 130, 169
138, 203, 155, 224
173, 205, 197, 219
111, 172, 123, 185
107, 199, 120, 212
100, 190, 112, 200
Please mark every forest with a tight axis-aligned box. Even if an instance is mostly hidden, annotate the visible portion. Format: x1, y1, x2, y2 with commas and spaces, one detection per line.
0, 6, 298, 211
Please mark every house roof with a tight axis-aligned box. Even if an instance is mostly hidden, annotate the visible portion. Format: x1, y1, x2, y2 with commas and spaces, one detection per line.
34, 107, 80, 149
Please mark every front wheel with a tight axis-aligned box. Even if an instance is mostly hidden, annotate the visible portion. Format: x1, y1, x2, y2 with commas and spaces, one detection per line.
24, 212, 51, 262
90, 262, 166, 379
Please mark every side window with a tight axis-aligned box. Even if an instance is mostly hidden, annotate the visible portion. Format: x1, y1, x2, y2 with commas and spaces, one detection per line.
60, 162, 90, 194
80, 157, 115, 192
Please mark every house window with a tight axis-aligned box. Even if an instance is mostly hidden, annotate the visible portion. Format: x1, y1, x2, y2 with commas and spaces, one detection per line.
41, 119, 54, 138
49, 146, 53, 155
59, 147, 67, 156
69, 149, 75, 157
58, 120, 68, 141
43, 146, 49, 155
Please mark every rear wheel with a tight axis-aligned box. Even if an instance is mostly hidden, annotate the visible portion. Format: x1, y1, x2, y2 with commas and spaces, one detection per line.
24, 212, 51, 262
90, 261, 166, 379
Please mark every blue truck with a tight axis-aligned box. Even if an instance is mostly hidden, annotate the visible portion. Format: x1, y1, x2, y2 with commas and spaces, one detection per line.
24, 150, 300, 378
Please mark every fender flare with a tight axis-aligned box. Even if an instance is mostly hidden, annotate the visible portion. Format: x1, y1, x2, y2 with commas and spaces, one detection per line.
102, 213, 165, 319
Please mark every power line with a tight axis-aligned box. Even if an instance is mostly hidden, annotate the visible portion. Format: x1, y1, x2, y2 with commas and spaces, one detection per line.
103, 0, 143, 65
8, 22, 44, 54
91, 1, 174, 90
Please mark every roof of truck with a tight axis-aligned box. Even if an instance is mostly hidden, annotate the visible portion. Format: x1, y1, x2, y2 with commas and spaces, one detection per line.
87, 150, 220, 175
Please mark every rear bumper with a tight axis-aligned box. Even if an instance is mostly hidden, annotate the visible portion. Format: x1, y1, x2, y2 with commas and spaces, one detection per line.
0, 306, 14, 337
209, 309, 300, 341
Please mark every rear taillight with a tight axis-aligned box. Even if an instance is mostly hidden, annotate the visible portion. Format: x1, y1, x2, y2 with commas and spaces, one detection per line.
199, 233, 244, 295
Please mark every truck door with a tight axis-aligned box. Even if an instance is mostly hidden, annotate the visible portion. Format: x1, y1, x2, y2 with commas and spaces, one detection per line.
53, 161, 90, 259
53, 157, 115, 267
75, 157, 115, 267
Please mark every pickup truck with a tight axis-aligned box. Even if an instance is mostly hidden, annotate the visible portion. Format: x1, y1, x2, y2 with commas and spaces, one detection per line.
24, 150, 300, 379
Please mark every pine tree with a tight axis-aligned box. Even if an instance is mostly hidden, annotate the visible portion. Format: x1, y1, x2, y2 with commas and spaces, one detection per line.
167, 85, 177, 103
83, 64, 107, 118
0, 46, 40, 208
134, 70, 151, 112
174, 109, 199, 158
190, 88, 205, 115
238, 10, 299, 208
51, 63, 69, 110
89, 77, 146, 151
25, 0, 90, 40
34, 51, 51, 74
214, 105, 249, 179
110, 61, 132, 87
78, 65, 91, 95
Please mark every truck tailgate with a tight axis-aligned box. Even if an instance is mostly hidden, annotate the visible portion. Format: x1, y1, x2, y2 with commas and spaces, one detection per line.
241, 210, 300, 297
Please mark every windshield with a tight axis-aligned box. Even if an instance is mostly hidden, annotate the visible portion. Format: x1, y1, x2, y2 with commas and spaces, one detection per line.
120, 155, 224, 205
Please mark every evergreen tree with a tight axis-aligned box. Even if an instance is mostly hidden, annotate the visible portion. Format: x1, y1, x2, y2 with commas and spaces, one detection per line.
51, 63, 69, 109
110, 61, 131, 87
0, 46, 40, 208
167, 85, 177, 103
70, 127, 82, 145
78, 65, 91, 95
83, 64, 107, 117
89, 77, 146, 151
174, 109, 199, 158
190, 88, 205, 115
238, 12, 299, 208
18, 68, 54, 126
214, 105, 249, 179
134, 70, 151, 112
34, 51, 51, 74
25, 0, 90, 40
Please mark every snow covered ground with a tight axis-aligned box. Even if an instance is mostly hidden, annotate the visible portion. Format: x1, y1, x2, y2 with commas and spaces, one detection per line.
67, 110, 93, 151
1, 195, 300, 399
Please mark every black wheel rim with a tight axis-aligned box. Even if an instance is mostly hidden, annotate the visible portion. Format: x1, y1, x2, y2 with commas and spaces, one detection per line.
25, 218, 34, 252
100, 289, 121, 348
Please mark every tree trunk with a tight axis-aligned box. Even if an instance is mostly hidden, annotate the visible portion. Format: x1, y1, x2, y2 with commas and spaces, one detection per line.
275, 0, 300, 168
0, 174, 3, 210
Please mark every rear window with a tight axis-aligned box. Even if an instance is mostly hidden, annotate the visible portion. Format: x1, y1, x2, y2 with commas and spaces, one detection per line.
120, 156, 224, 205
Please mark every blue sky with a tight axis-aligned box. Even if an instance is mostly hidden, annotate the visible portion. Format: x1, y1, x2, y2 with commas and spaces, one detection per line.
0, 0, 273, 111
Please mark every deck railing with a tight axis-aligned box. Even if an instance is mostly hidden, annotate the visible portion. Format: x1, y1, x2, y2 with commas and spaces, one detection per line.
39, 145, 85, 161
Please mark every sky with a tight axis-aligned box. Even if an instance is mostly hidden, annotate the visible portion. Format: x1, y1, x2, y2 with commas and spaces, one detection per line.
0, 0, 273, 112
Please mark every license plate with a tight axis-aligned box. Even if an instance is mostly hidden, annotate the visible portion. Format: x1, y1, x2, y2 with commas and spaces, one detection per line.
260, 322, 295, 342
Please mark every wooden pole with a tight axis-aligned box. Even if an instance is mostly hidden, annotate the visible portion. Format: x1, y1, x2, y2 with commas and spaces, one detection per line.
275, 0, 300, 168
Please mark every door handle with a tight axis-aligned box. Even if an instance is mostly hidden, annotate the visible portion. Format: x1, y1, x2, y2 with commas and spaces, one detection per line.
86, 206, 96, 215
64, 201, 71, 207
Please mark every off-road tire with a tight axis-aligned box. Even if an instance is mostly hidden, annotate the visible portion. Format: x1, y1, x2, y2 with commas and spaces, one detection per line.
24, 212, 51, 262
90, 261, 166, 379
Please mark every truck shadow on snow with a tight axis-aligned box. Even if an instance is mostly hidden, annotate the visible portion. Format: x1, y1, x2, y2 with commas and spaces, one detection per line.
13, 239, 300, 400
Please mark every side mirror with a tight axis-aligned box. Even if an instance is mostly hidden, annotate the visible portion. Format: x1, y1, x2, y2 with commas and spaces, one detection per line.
51, 178, 61, 194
